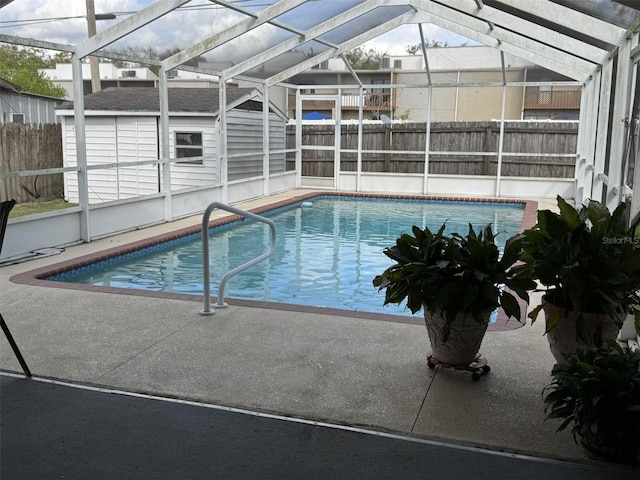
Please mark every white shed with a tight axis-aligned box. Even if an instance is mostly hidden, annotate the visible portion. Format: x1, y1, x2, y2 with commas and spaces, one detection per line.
57, 87, 288, 203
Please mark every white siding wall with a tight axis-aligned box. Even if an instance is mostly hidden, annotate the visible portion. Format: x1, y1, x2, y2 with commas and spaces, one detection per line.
269, 115, 286, 174
86, 117, 119, 201
116, 117, 159, 197
62, 116, 78, 202
63, 115, 220, 202
63, 116, 160, 203
226, 110, 285, 181
169, 116, 218, 190
227, 110, 264, 181
63, 117, 119, 203
62, 110, 284, 202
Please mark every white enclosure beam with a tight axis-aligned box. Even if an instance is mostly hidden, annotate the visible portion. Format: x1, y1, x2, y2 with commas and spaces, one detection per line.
357, 86, 365, 192
592, 64, 614, 202
436, 0, 609, 65
408, 10, 592, 81
490, 0, 626, 47
223, 0, 379, 79
423, 86, 433, 194
262, 83, 270, 197
418, 24, 433, 85
628, 32, 640, 219
574, 79, 593, 205
606, 40, 634, 209
219, 83, 229, 203
71, 55, 90, 242
410, 1, 597, 80
295, 91, 303, 188
341, 54, 365, 87
212, 0, 339, 52
158, 69, 171, 221
0, 35, 162, 65
495, 52, 507, 197
333, 94, 341, 191
0, 34, 75, 53
162, 0, 308, 71
75, 0, 191, 58
266, 13, 411, 86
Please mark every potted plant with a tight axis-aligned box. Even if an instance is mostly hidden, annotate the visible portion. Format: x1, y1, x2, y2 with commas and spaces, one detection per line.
543, 340, 640, 465
373, 223, 534, 366
512, 195, 640, 362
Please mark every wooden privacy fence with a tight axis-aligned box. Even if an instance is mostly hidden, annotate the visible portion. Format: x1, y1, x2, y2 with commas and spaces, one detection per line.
0, 123, 63, 203
1, 121, 577, 203
286, 121, 578, 178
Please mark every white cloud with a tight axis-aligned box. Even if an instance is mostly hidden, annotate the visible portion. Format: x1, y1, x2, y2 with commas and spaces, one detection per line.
0, 0, 284, 61
0, 0, 141, 45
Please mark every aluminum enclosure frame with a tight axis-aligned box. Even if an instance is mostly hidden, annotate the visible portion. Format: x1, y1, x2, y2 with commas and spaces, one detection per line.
0, 0, 638, 246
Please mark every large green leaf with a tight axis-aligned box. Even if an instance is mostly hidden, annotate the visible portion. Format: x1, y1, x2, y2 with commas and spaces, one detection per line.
557, 195, 583, 230
500, 234, 523, 268
536, 209, 569, 238
500, 290, 521, 320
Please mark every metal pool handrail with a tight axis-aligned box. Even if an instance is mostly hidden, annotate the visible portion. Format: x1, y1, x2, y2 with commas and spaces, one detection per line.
200, 202, 277, 315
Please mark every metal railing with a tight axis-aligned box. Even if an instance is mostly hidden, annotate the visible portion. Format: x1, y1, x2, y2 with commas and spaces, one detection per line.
200, 202, 277, 315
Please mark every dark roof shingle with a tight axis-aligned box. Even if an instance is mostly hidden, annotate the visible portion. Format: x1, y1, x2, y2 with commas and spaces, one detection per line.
57, 87, 258, 113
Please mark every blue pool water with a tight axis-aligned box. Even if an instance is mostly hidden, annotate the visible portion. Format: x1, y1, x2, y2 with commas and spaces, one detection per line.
49, 196, 524, 317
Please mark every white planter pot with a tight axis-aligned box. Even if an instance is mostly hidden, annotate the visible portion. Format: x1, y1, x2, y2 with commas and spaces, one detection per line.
542, 300, 623, 363
424, 310, 491, 366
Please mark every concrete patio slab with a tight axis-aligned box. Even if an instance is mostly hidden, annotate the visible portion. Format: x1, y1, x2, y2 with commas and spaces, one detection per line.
1, 192, 633, 475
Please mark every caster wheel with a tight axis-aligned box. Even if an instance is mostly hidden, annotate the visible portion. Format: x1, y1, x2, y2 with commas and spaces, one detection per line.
427, 361, 436, 369
471, 372, 480, 381
482, 365, 491, 374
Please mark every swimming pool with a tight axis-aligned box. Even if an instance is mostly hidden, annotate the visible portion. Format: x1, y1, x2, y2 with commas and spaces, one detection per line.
46, 195, 527, 319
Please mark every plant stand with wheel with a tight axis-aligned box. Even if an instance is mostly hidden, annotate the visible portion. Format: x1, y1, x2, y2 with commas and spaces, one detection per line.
426, 351, 491, 381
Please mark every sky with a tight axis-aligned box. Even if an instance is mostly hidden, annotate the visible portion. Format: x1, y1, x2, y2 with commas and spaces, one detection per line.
0, 0, 474, 58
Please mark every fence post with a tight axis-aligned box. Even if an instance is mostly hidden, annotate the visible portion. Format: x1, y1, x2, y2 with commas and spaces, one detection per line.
483, 124, 493, 175
384, 125, 391, 172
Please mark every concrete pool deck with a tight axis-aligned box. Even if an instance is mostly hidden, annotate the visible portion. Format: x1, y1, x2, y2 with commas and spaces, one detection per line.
1, 191, 636, 476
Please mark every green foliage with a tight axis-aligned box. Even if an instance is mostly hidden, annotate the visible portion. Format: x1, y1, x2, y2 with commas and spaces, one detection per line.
0, 44, 67, 98
9, 199, 77, 219
543, 341, 640, 464
343, 47, 387, 70
398, 109, 411, 121
108, 46, 207, 76
373, 223, 535, 340
404, 40, 449, 55
512, 195, 640, 338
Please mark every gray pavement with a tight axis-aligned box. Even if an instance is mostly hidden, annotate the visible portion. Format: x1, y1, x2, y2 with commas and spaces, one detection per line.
3, 374, 637, 480
1, 193, 638, 477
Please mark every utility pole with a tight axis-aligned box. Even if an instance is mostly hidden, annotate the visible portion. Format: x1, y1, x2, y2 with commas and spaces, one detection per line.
85, 0, 101, 93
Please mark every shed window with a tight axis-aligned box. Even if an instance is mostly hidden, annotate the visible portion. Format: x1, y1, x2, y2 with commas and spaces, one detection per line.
175, 132, 203, 165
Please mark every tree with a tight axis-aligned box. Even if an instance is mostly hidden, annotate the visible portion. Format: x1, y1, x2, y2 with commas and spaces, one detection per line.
108, 46, 207, 76
405, 40, 449, 55
343, 47, 387, 70
0, 44, 67, 98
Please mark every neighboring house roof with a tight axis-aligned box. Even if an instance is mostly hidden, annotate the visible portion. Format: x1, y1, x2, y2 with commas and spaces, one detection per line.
0, 77, 21, 94
0, 76, 66, 103
56, 87, 287, 120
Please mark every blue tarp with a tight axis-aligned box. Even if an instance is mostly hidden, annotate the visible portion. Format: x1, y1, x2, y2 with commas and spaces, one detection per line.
302, 111, 330, 120
552, 112, 579, 120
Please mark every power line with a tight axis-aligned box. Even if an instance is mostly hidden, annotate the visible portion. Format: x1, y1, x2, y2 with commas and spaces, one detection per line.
0, 12, 135, 28
0, 1, 279, 29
